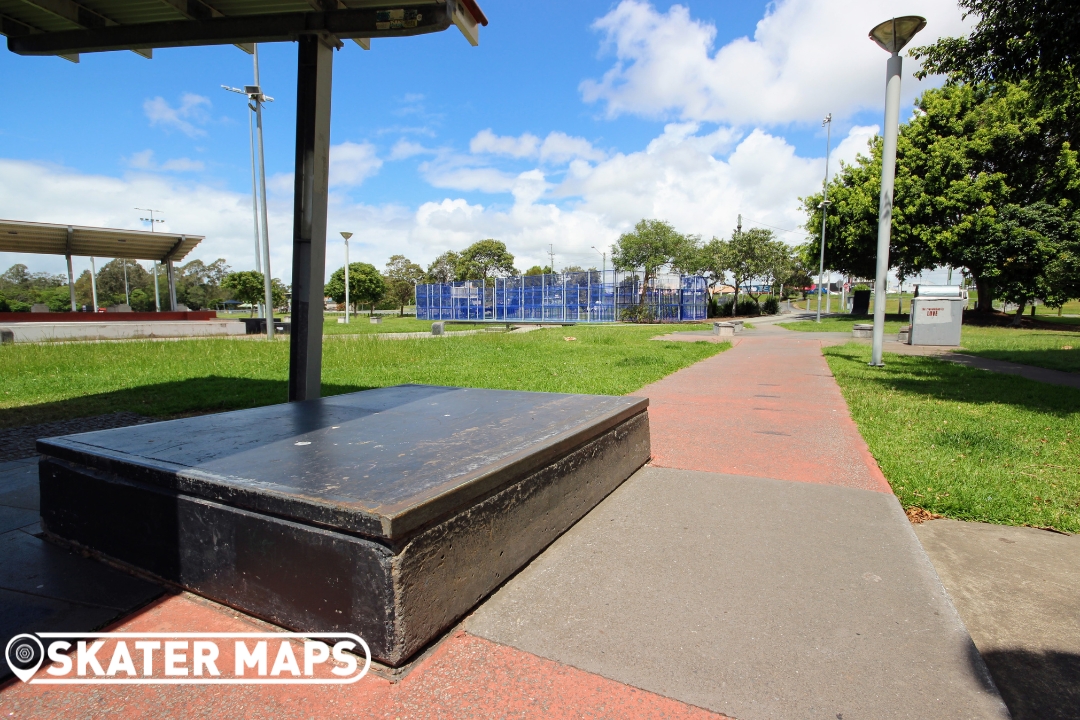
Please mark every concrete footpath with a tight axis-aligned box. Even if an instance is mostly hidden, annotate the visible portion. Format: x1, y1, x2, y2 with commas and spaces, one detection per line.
1, 323, 1011, 718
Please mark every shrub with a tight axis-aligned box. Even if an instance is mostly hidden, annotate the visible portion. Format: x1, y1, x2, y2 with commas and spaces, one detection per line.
620, 304, 656, 323
853, 283, 871, 291
0, 294, 9, 312
715, 296, 734, 317
761, 296, 780, 315
9, 300, 31, 312
735, 297, 760, 316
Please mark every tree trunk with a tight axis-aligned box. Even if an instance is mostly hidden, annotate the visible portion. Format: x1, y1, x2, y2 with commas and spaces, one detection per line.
974, 275, 994, 312
1012, 300, 1026, 327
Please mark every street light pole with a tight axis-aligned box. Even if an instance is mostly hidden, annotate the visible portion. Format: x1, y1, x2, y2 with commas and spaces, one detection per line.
816, 114, 832, 323
340, 232, 352, 323
868, 16, 926, 366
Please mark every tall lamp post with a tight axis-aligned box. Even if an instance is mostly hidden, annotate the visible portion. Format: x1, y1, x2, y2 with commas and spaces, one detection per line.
816, 114, 832, 322
223, 43, 275, 339
868, 16, 926, 366
340, 232, 352, 323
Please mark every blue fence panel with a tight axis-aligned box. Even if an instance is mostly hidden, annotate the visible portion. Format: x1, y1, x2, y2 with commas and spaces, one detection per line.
417, 270, 707, 323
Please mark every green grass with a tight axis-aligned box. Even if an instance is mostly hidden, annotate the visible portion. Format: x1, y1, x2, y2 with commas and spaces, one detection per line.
959, 325, 1080, 374
777, 314, 909, 334
320, 316, 488, 335
0, 325, 727, 428
825, 343, 1080, 533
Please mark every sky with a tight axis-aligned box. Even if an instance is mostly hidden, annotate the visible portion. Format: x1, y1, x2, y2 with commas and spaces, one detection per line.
0, 0, 973, 285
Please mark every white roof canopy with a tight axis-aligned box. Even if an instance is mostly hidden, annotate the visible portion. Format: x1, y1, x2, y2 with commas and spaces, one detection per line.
0, 219, 202, 263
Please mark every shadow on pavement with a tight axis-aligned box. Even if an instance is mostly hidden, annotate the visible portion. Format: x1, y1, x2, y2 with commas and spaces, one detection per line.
981, 648, 1080, 720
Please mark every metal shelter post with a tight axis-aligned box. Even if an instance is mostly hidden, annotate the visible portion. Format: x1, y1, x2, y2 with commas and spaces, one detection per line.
89, 256, 98, 311
166, 260, 178, 310
289, 35, 334, 402
65, 226, 76, 311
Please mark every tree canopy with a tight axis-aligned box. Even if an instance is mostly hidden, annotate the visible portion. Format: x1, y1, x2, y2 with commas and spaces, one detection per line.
384, 255, 425, 316
457, 239, 516, 281
325, 262, 385, 313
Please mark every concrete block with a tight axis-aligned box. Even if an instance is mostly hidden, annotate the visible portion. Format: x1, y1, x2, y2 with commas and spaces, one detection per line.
852, 323, 873, 339
0, 328, 12, 344
431, 321, 445, 336
30, 304, 50, 313
898, 325, 911, 344
713, 322, 735, 337
370, 316, 382, 324
37, 385, 650, 667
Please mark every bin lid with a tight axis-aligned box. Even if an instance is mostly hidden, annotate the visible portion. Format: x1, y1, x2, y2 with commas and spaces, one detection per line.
914, 285, 964, 298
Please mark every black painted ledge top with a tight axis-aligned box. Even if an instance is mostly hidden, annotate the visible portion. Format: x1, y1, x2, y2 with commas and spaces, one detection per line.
37, 385, 648, 540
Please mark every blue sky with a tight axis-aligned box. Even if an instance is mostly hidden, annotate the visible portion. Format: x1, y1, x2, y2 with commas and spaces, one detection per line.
0, 0, 969, 282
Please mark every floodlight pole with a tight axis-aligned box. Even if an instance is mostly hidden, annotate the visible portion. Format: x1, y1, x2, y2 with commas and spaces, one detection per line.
341, 231, 353, 323
289, 35, 334, 402
816, 114, 832, 323
253, 44, 275, 339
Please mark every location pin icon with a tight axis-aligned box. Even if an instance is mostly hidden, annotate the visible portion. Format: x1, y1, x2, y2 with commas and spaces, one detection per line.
5, 634, 45, 682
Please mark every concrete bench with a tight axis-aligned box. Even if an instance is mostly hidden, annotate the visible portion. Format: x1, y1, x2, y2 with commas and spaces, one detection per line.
37, 385, 650, 667
370, 316, 382, 324
714, 322, 735, 337
852, 323, 873, 339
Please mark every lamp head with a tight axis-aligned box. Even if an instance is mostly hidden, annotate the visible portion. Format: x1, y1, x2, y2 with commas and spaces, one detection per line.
340, 231, 353, 241
869, 16, 926, 54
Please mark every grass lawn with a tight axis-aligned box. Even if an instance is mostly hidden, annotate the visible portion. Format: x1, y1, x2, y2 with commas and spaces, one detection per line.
777, 314, 909, 334
321, 316, 488, 335
0, 325, 727, 428
959, 325, 1080, 374
825, 343, 1080, 533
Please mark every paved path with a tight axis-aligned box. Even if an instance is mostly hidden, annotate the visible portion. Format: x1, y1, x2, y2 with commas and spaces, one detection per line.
637, 330, 890, 492
915, 519, 1080, 720
2, 325, 1011, 718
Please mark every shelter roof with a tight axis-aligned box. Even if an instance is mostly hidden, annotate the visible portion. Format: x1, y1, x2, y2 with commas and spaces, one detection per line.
0, 0, 487, 58
0, 219, 202, 263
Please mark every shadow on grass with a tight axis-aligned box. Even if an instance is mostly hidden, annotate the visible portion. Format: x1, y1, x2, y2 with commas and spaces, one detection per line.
825, 344, 1080, 416
961, 348, 1080, 375
0, 376, 373, 429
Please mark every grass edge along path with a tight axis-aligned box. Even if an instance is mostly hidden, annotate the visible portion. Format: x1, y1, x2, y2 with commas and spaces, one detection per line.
0, 325, 728, 429
824, 343, 1079, 534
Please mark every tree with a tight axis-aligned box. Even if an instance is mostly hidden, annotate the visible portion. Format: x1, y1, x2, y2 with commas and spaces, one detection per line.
611, 219, 685, 305
384, 255, 425, 316
176, 258, 231, 310
523, 265, 551, 276
695, 237, 731, 296
725, 227, 775, 309
221, 271, 266, 317
325, 262, 385, 314
425, 251, 460, 284
458, 239, 516, 281
913, 0, 1080, 147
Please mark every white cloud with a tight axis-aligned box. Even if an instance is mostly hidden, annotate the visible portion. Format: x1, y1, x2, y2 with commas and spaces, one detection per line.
539, 133, 607, 164
143, 93, 211, 137
388, 139, 433, 160
329, 141, 383, 188
470, 129, 607, 165
580, 0, 971, 126
124, 150, 205, 173
470, 129, 541, 158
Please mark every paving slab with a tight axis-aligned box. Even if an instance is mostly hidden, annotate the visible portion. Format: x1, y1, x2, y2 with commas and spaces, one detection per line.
1, 592, 729, 719
466, 466, 1008, 720
633, 334, 891, 492
0, 461, 38, 511
914, 519, 1080, 719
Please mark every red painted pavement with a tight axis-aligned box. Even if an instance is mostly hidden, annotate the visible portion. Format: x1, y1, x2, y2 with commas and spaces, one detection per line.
635, 333, 891, 493
1, 593, 728, 719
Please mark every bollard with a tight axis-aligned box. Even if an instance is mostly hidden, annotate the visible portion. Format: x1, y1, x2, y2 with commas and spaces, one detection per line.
431, 321, 445, 336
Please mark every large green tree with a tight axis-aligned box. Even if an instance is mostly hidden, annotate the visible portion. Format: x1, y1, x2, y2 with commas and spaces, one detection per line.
457, 239, 516, 281
325, 262, 386, 314
222, 271, 265, 317
384, 255, 425, 316
425, 251, 460, 284
611, 219, 686, 305
176, 258, 231, 311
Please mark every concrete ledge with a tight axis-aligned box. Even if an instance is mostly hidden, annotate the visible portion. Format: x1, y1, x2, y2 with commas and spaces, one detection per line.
1, 321, 246, 342
852, 323, 873, 339
37, 385, 650, 666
